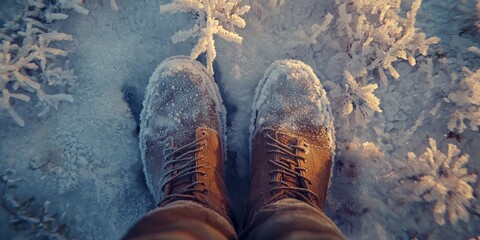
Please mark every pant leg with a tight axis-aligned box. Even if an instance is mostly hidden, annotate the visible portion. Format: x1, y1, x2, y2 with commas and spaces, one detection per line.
123, 200, 237, 240
241, 198, 344, 240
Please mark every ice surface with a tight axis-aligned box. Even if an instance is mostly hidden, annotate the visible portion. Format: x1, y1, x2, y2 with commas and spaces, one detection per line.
0, 0, 479, 239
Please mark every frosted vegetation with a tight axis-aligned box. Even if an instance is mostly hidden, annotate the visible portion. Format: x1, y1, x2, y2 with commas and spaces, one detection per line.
0, 0, 479, 239
160, 0, 250, 75
0, 0, 76, 126
447, 67, 480, 133
393, 138, 477, 226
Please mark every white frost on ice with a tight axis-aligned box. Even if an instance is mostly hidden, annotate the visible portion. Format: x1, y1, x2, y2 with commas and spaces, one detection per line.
1, 0, 480, 239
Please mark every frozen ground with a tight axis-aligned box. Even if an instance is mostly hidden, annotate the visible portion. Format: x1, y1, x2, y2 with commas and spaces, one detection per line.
1, 0, 479, 239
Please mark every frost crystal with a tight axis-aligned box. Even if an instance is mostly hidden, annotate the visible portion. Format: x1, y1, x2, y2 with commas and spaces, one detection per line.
342, 70, 382, 115
285, 13, 334, 52
447, 67, 480, 133
468, 46, 480, 56
160, 0, 250, 75
1, 0, 77, 126
57, 0, 89, 15
111, 0, 119, 12
269, 0, 286, 9
1, 170, 69, 238
477, 0, 480, 30
342, 140, 385, 163
333, 0, 439, 81
394, 139, 477, 225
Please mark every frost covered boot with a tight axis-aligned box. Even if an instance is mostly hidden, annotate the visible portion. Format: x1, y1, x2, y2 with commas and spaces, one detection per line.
139, 56, 233, 224
245, 59, 336, 222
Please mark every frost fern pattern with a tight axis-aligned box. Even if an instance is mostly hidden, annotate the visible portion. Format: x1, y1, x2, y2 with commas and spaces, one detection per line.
447, 67, 480, 133
394, 139, 477, 226
322, 0, 439, 119
342, 70, 382, 115
0, 0, 82, 126
160, 0, 250, 75
334, 0, 440, 82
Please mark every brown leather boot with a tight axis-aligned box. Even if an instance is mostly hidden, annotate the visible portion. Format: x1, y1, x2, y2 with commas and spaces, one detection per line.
139, 56, 234, 225
246, 59, 336, 223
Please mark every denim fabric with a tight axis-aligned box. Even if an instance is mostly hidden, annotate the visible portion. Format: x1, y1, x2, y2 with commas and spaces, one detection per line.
124, 199, 344, 240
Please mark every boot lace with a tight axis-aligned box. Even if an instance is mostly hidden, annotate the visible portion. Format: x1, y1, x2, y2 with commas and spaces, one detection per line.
160, 132, 209, 206
265, 133, 318, 204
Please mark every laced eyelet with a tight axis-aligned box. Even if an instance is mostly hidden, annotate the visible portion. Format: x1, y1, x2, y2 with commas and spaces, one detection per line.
201, 131, 208, 136
202, 182, 207, 186
203, 173, 207, 176
203, 189, 209, 194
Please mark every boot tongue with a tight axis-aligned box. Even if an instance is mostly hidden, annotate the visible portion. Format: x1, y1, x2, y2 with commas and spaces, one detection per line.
274, 132, 303, 190
166, 130, 200, 196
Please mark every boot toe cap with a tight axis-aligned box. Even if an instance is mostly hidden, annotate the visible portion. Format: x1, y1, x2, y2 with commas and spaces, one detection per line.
141, 56, 222, 139
252, 59, 334, 143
